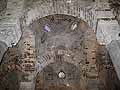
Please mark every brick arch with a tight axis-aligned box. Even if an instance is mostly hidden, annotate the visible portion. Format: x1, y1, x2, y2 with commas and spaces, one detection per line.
30, 14, 89, 73
35, 61, 81, 90
29, 14, 89, 32
20, 12, 97, 90
27, 11, 84, 26
25, 2, 95, 27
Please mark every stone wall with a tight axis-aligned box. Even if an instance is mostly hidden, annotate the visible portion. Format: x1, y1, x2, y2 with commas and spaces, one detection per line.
0, 0, 7, 16
96, 20, 120, 45
109, 0, 120, 24
24, 0, 97, 29
107, 40, 120, 80
0, 41, 7, 62
0, 0, 24, 47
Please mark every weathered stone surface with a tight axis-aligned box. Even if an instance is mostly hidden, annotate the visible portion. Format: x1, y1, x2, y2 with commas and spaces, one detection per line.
96, 45, 120, 90
0, 0, 7, 16
109, 0, 120, 24
107, 40, 120, 80
96, 20, 120, 45
0, 41, 7, 62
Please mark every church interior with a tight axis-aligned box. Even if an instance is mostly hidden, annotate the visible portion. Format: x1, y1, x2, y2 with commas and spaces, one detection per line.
0, 0, 120, 90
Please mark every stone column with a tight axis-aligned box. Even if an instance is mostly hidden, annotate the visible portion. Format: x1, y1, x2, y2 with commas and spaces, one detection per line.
0, 41, 7, 62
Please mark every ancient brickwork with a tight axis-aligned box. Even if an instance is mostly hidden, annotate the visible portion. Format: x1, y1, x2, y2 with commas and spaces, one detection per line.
24, 0, 97, 29
0, 0, 7, 16
32, 14, 100, 90
96, 45, 120, 90
18, 29, 36, 90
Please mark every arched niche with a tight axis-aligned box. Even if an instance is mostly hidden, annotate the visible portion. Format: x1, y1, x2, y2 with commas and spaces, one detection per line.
29, 14, 89, 71
29, 14, 97, 90
35, 61, 81, 90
